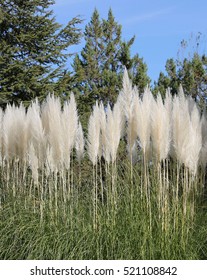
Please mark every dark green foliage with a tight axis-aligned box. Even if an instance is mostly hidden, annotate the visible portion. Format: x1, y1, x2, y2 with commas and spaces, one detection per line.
72, 8, 150, 117
179, 54, 207, 106
154, 59, 179, 98
0, 0, 82, 106
154, 34, 207, 109
131, 54, 151, 94
0, 161, 206, 260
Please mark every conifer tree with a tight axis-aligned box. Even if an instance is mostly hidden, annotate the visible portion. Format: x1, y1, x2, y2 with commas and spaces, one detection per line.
0, 0, 82, 106
154, 59, 179, 97
130, 54, 151, 94
154, 34, 207, 109
73, 8, 103, 109
72, 8, 150, 115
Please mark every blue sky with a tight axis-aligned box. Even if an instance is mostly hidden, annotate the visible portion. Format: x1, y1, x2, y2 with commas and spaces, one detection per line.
53, 0, 207, 83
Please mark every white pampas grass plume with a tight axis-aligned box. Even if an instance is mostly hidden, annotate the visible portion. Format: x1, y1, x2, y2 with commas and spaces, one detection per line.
3, 104, 28, 162
135, 86, 153, 160
75, 121, 85, 162
115, 94, 126, 138
87, 102, 100, 165
15, 104, 28, 162
127, 92, 140, 159
165, 88, 173, 113
118, 69, 139, 158
27, 99, 46, 167
184, 104, 202, 175
118, 67, 134, 122
151, 93, 171, 161
99, 102, 110, 162
172, 88, 202, 175
105, 104, 113, 163
62, 93, 78, 169
106, 102, 123, 163
41, 94, 63, 171
164, 88, 173, 157
172, 93, 190, 163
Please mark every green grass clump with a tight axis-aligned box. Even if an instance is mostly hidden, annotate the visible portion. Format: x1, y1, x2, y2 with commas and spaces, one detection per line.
0, 161, 206, 260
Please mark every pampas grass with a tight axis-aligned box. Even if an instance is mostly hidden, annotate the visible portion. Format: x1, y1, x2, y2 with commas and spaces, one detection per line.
151, 93, 171, 162
106, 102, 122, 164
0, 72, 206, 260
87, 102, 100, 166
27, 99, 46, 168
75, 121, 85, 162
87, 102, 101, 229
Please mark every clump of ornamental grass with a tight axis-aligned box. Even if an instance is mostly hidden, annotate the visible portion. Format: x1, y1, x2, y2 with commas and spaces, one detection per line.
0, 71, 206, 260
2, 103, 29, 197
87, 102, 101, 230
0, 93, 81, 221
87, 99, 124, 229
151, 93, 171, 231
75, 121, 85, 191
131, 86, 154, 228
105, 101, 123, 219
41, 94, 64, 217
171, 87, 202, 237
118, 68, 136, 182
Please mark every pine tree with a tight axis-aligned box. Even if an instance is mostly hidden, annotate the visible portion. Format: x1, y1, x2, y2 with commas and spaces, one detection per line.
72, 8, 150, 116
71, 8, 102, 125
154, 58, 179, 97
154, 34, 207, 109
130, 54, 151, 94
179, 53, 207, 106
154, 55, 207, 109
0, 0, 82, 106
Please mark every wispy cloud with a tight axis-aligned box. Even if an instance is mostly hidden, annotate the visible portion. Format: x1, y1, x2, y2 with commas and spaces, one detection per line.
123, 7, 175, 25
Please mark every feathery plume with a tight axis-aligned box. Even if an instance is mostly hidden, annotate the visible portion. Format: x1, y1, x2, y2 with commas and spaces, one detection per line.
135, 86, 153, 160
27, 99, 46, 167
105, 102, 122, 163
127, 92, 140, 159
3, 104, 28, 162
87, 102, 100, 165
118, 67, 134, 122
41, 94, 63, 171
75, 121, 85, 162
184, 104, 202, 175
62, 92, 78, 169
172, 89, 191, 163
151, 93, 171, 161
99, 102, 110, 162
172, 90, 201, 174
